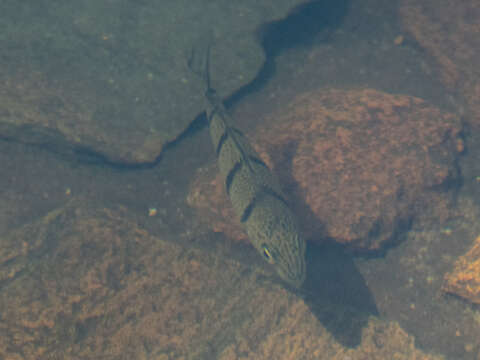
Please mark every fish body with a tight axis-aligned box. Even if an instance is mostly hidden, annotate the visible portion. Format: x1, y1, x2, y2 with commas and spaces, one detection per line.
189, 49, 306, 288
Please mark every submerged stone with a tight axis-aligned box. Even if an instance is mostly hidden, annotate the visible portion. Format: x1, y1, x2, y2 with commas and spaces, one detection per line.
189, 88, 462, 251
0, 0, 307, 164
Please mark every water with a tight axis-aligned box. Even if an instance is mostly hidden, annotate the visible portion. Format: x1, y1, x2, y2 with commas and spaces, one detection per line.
1, 0, 479, 359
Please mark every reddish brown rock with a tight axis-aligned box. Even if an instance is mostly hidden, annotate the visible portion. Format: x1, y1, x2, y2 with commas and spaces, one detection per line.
0, 198, 444, 359
218, 313, 444, 360
0, 69, 164, 164
442, 235, 480, 305
0, 198, 268, 359
188, 88, 462, 250
399, 0, 480, 128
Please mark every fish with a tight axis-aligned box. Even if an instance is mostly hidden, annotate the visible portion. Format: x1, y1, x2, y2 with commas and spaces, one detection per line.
188, 46, 306, 288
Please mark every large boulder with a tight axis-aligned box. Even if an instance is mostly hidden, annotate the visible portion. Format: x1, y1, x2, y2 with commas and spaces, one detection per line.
400, 0, 480, 129
0, 198, 444, 359
188, 88, 462, 250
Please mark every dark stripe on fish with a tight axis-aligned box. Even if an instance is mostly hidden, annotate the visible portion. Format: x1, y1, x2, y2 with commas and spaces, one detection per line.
240, 185, 290, 223
225, 155, 271, 196
215, 127, 244, 157
225, 160, 242, 195
248, 156, 269, 170
240, 194, 256, 223
261, 186, 290, 209
216, 131, 228, 156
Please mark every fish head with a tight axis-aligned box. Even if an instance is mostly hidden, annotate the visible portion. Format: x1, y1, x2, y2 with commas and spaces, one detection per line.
259, 228, 306, 288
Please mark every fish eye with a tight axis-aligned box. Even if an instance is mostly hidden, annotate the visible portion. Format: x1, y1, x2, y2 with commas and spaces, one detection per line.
262, 244, 275, 263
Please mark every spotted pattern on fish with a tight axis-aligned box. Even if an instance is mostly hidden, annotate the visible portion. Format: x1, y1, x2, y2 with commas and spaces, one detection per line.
188, 48, 306, 288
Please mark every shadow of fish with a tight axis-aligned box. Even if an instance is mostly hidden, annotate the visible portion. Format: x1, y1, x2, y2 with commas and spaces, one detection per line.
188, 45, 306, 288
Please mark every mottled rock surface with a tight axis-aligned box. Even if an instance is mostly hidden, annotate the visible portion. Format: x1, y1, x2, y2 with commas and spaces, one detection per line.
443, 235, 480, 305
188, 88, 462, 250
0, 198, 444, 359
400, 0, 480, 128
0, 0, 307, 164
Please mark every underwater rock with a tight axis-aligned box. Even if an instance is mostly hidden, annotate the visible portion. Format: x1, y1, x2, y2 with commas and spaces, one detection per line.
400, 0, 480, 129
188, 88, 462, 251
0, 0, 306, 164
442, 235, 480, 305
0, 197, 444, 359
